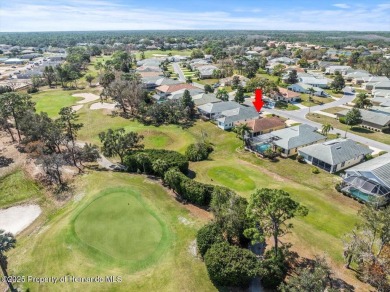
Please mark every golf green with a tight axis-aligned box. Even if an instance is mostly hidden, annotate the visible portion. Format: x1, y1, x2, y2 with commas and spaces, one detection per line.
73, 188, 168, 264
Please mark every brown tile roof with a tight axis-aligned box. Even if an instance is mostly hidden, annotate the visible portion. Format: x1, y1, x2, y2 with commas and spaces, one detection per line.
240, 117, 285, 133
156, 83, 198, 93
277, 87, 301, 99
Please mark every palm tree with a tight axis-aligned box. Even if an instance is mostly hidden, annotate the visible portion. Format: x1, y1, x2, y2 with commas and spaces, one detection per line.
321, 123, 334, 139
235, 123, 251, 144
0, 230, 16, 292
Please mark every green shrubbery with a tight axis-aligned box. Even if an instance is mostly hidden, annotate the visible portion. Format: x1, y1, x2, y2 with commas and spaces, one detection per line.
196, 222, 224, 257
204, 242, 260, 288
124, 149, 189, 174
185, 142, 213, 162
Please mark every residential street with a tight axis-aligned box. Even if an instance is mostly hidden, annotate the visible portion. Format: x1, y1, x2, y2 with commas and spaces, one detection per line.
172, 62, 186, 82
251, 87, 390, 152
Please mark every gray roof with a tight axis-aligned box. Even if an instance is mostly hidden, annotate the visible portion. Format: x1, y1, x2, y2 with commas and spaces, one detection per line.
192, 93, 221, 106
271, 124, 325, 150
168, 88, 204, 100
216, 106, 259, 124
346, 153, 390, 188
198, 101, 241, 114
299, 139, 373, 166
337, 109, 390, 127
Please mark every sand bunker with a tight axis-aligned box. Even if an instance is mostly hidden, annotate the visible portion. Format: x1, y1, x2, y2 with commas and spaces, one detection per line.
72, 93, 100, 104
72, 104, 84, 112
0, 204, 41, 235
90, 102, 116, 110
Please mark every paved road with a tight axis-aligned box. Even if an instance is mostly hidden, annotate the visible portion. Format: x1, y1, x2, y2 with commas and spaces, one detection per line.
249, 243, 265, 292
255, 87, 390, 152
172, 62, 186, 82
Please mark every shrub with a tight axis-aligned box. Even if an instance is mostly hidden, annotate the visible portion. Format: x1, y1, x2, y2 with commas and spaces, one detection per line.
296, 155, 305, 163
312, 167, 320, 174
27, 87, 39, 94
335, 182, 342, 192
185, 143, 213, 162
339, 117, 346, 124
204, 242, 259, 288
124, 149, 188, 176
378, 151, 387, 156
259, 250, 288, 289
196, 222, 224, 257
164, 168, 214, 206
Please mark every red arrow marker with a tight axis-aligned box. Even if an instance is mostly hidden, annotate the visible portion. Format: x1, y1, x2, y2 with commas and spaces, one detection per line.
253, 89, 264, 112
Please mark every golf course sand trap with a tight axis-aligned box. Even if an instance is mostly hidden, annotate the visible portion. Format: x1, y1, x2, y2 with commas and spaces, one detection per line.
72, 104, 84, 112
0, 204, 41, 235
72, 93, 100, 104
90, 102, 116, 110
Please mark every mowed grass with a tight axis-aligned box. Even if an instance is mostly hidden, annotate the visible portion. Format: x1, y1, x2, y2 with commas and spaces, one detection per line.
0, 170, 44, 208
9, 172, 214, 292
207, 166, 256, 191
307, 113, 390, 145
136, 49, 192, 59
321, 106, 348, 114
73, 188, 168, 265
31, 89, 82, 118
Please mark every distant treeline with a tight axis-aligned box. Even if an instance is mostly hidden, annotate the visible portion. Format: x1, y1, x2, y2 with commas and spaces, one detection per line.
1, 30, 390, 48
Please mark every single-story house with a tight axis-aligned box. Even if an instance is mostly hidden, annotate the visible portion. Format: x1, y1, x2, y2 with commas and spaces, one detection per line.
345, 70, 371, 84
192, 93, 221, 106
4, 58, 24, 65
336, 109, 390, 132
255, 124, 326, 157
197, 65, 218, 79
342, 153, 390, 205
298, 139, 373, 173
288, 83, 327, 97
142, 76, 181, 90
325, 65, 351, 75
272, 87, 301, 102
362, 76, 390, 91
216, 106, 259, 130
167, 88, 204, 101
269, 57, 297, 65
198, 101, 242, 119
155, 83, 198, 97
299, 76, 330, 88
237, 117, 286, 137
373, 81, 390, 91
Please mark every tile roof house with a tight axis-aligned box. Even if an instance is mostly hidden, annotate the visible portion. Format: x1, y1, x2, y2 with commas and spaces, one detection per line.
267, 124, 326, 157
272, 87, 302, 102
155, 83, 198, 95
298, 139, 373, 173
237, 117, 286, 137
336, 109, 390, 132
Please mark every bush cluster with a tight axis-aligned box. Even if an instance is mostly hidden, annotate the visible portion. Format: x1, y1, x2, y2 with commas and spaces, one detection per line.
185, 143, 213, 162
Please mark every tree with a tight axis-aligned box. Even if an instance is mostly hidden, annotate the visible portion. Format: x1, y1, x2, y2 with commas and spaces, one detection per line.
272, 64, 285, 76
0, 230, 16, 292
287, 69, 298, 84
355, 92, 372, 109
43, 65, 56, 87
321, 123, 334, 137
185, 143, 212, 162
234, 85, 245, 104
234, 123, 251, 144
190, 49, 204, 59
41, 153, 66, 186
0, 92, 35, 142
331, 72, 345, 93
343, 206, 390, 291
152, 159, 169, 178
345, 108, 362, 127
231, 75, 240, 89
204, 242, 259, 288
204, 84, 214, 93
181, 89, 195, 119
99, 128, 144, 163
196, 222, 224, 257
298, 58, 310, 68
85, 74, 94, 87
106, 79, 144, 115
245, 188, 308, 256
279, 256, 338, 292
216, 88, 229, 101
186, 76, 192, 84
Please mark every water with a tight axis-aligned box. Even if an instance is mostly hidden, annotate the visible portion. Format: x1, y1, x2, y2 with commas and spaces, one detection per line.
349, 188, 371, 202
255, 143, 271, 153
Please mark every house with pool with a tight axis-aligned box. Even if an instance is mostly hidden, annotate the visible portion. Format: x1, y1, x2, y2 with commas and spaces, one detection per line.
248, 124, 326, 157
341, 153, 390, 206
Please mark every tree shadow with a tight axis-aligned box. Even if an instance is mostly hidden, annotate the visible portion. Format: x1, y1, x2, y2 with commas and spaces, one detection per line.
0, 156, 14, 168
351, 127, 374, 134
187, 169, 197, 179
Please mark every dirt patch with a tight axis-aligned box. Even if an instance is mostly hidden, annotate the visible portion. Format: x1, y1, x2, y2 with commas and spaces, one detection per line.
72, 104, 84, 112
0, 133, 28, 178
0, 204, 42, 235
188, 239, 198, 258
90, 102, 116, 110
72, 93, 100, 104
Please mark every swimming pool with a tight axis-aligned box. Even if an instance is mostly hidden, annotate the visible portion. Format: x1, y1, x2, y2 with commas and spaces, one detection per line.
348, 188, 371, 203
255, 143, 271, 153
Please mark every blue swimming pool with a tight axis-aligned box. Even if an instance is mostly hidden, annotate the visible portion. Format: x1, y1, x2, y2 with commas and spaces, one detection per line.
255, 143, 271, 153
349, 188, 371, 203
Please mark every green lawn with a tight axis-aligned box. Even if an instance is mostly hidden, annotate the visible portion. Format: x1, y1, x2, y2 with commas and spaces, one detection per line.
321, 107, 348, 115
276, 103, 300, 111
299, 93, 334, 107
73, 188, 169, 267
307, 113, 390, 145
9, 172, 214, 292
196, 79, 219, 86
324, 89, 343, 98
207, 166, 256, 191
257, 73, 280, 82
136, 49, 192, 59
31, 89, 83, 118
0, 170, 44, 208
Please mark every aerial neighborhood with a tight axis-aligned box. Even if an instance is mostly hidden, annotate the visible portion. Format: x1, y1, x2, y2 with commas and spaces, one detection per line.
1, 27, 390, 292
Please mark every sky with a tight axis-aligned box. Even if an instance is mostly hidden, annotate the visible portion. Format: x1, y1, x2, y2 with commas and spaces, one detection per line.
0, 0, 390, 32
